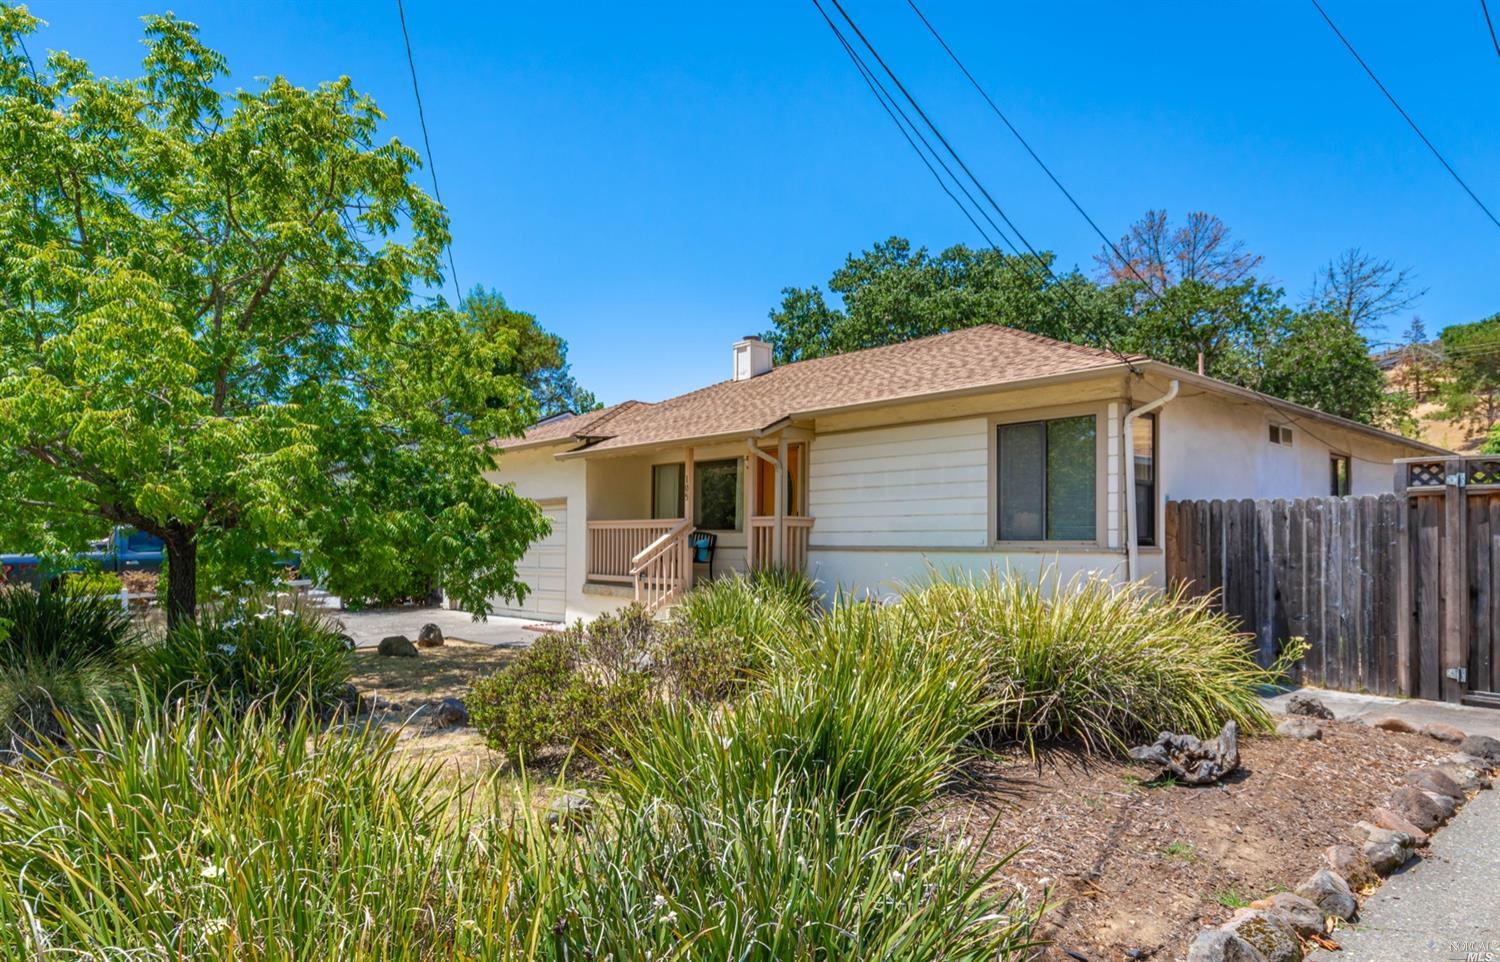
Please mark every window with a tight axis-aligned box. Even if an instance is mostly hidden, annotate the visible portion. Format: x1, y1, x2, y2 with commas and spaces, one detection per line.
1133, 413, 1157, 547
651, 463, 683, 520
1268, 423, 1294, 446
1330, 454, 1351, 496
997, 415, 1097, 541
695, 459, 742, 531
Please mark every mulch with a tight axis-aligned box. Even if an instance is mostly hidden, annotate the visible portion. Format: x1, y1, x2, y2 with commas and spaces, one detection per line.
925, 720, 1452, 962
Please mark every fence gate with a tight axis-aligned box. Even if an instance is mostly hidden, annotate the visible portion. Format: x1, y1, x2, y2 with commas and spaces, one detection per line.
1400, 456, 1500, 708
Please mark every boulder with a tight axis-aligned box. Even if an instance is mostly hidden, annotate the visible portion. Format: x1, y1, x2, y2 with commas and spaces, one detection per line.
1276, 717, 1323, 740
1436, 761, 1491, 792
1248, 893, 1324, 938
1128, 720, 1240, 785
1294, 869, 1357, 921
378, 634, 418, 658
1222, 909, 1302, 962
1286, 693, 1335, 720
417, 623, 445, 648
1386, 785, 1447, 831
1419, 722, 1466, 744
1366, 809, 1429, 846
1458, 734, 1500, 763
1422, 789, 1460, 820
545, 790, 594, 831
1370, 717, 1417, 734
1323, 844, 1379, 889
1360, 826, 1418, 875
1406, 768, 1465, 801
335, 632, 356, 651
1187, 929, 1268, 962
430, 697, 469, 729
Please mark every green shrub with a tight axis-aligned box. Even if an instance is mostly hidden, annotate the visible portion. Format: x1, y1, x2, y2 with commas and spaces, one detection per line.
0, 586, 141, 754
146, 598, 350, 716
669, 567, 817, 657
467, 630, 654, 765
897, 570, 1285, 754
58, 570, 124, 597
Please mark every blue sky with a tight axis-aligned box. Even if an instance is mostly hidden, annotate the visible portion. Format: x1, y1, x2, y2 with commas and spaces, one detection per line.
24, 0, 1500, 405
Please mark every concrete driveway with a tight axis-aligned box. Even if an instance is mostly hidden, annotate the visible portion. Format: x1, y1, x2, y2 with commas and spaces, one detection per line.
326, 605, 542, 649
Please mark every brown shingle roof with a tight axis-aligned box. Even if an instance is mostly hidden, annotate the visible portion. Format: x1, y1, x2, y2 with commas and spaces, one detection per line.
504, 325, 1139, 453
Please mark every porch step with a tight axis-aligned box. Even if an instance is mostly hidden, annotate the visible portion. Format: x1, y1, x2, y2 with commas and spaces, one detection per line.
581, 580, 634, 598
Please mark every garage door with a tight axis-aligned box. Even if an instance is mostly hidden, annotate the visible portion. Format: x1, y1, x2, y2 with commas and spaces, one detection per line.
492, 501, 567, 621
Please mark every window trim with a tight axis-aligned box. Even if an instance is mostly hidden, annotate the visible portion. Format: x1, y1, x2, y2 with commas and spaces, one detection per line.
987, 403, 1108, 548
692, 457, 744, 532
1133, 411, 1158, 548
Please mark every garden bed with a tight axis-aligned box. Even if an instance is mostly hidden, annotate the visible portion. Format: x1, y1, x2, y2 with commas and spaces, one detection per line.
930, 721, 1449, 961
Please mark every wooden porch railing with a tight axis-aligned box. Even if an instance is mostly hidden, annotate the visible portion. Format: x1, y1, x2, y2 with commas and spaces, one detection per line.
587, 519, 679, 583
630, 518, 693, 614
749, 516, 814, 572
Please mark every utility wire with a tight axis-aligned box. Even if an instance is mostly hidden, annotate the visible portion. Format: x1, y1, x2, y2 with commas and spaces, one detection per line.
395, 0, 463, 303
1483, 0, 1500, 63
815, 0, 1138, 370
1310, 0, 1500, 231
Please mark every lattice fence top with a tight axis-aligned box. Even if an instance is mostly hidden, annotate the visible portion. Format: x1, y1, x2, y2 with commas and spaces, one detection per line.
1406, 461, 1446, 488
1469, 460, 1500, 486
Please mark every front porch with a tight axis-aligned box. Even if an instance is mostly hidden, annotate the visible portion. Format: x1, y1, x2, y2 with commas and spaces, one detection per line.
580, 436, 813, 612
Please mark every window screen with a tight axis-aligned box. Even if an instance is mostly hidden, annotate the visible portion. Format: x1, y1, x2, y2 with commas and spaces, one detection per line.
1330, 454, 1351, 496
1133, 413, 1156, 547
998, 415, 1097, 541
695, 459, 742, 531
651, 463, 683, 520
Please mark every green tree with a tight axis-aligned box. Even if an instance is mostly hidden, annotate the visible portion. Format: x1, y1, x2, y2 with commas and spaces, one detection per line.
1439, 314, 1500, 430
0, 8, 546, 625
462, 287, 599, 420
1254, 311, 1412, 429
762, 237, 1124, 363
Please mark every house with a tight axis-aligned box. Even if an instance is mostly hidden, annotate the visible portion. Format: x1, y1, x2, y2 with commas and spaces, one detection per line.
485, 325, 1445, 621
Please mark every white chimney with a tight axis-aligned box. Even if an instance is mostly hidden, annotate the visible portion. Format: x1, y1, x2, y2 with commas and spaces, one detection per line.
733, 335, 774, 381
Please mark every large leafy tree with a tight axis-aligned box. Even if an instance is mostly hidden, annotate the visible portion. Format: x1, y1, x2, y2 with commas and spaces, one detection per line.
763, 237, 1125, 363
0, 8, 546, 625
462, 286, 599, 420
1440, 313, 1500, 430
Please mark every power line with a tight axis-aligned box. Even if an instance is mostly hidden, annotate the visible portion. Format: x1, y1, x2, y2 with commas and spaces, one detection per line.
1483, 0, 1500, 63
1310, 0, 1500, 231
814, 0, 1138, 370
395, 0, 462, 303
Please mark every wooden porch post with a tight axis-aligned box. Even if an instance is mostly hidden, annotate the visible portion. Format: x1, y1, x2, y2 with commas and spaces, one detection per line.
774, 435, 787, 568
682, 446, 695, 587
746, 446, 758, 570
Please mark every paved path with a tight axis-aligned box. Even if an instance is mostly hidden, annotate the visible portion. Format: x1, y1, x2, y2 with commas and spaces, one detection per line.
325, 605, 540, 649
1264, 686, 1500, 740
1309, 786, 1500, 962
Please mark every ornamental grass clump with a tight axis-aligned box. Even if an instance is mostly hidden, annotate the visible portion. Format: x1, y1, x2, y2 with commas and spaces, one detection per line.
897, 570, 1295, 755
667, 566, 818, 657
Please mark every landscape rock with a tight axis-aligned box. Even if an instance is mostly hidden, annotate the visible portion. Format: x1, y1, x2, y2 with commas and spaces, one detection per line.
1187, 929, 1268, 962
1248, 893, 1324, 938
545, 791, 594, 831
377, 634, 418, 658
1458, 734, 1500, 763
1276, 717, 1323, 740
1421, 789, 1460, 820
417, 623, 445, 648
1406, 767, 1465, 801
1128, 720, 1239, 785
1387, 785, 1448, 831
1419, 722, 1466, 744
1365, 809, 1428, 845
1436, 761, 1491, 792
1286, 693, 1335, 720
1294, 869, 1357, 921
1322, 844, 1379, 889
430, 697, 469, 729
1222, 909, 1303, 962
1360, 826, 1418, 875
1442, 751, 1495, 771
335, 632, 356, 651
1370, 717, 1417, 734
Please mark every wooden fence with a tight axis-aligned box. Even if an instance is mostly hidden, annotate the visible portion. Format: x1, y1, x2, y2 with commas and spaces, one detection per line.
1164, 494, 1405, 696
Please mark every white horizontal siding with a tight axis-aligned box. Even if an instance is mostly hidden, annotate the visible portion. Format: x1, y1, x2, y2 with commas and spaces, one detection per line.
810, 418, 989, 548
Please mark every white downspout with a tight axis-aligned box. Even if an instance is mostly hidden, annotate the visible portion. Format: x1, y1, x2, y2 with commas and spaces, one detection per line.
1124, 379, 1179, 582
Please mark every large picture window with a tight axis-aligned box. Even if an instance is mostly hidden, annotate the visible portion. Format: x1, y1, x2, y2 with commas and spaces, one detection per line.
695, 459, 742, 531
997, 415, 1097, 541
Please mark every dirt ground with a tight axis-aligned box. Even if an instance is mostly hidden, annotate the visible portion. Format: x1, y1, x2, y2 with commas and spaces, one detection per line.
929, 721, 1451, 962
348, 639, 520, 786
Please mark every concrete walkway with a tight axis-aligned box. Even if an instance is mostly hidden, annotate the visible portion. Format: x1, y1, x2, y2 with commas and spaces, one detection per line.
325, 605, 541, 649
1309, 786, 1500, 962
1264, 686, 1500, 740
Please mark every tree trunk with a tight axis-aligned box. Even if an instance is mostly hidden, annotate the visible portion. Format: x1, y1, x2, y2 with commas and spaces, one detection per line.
163, 531, 198, 630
